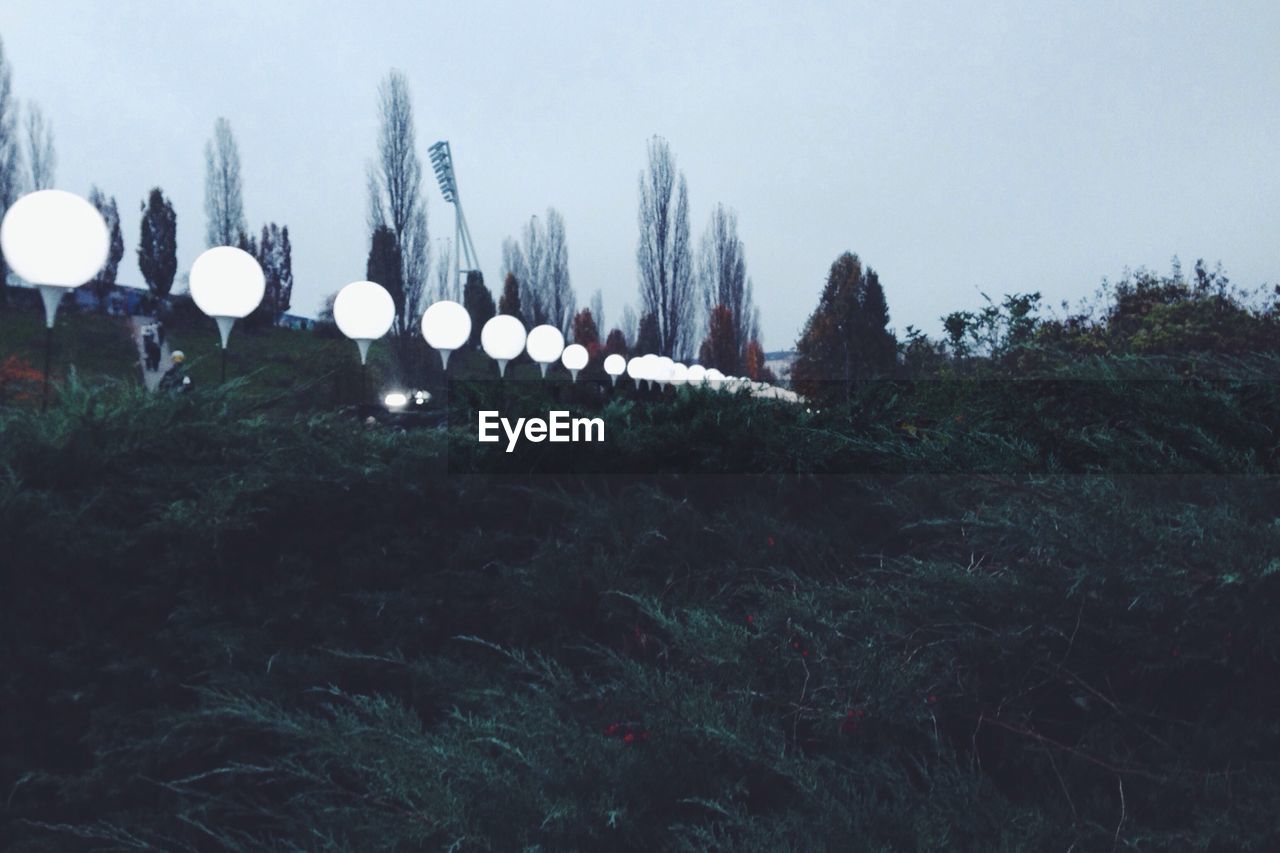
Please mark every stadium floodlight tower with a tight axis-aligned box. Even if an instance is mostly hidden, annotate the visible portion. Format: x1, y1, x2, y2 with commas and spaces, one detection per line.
428, 140, 481, 295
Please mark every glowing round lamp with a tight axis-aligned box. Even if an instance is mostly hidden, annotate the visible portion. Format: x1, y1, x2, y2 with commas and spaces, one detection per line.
421, 299, 472, 369
641, 354, 662, 388
686, 364, 707, 385
604, 353, 627, 386
384, 392, 408, 409
655, 356, 674, 387
334, 281, 395, 364
670, 362, 688, 386
526, 324, 566, 377
561, 343, 589, 382
480, 314, 527, 376
189, 246, 265, 352
626, 356, 644, 387
1, 189, 110, 329
705, 368, 725, 390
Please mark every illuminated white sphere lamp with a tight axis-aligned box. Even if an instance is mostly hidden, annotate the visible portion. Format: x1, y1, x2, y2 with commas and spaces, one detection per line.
0, 190, 111, 410
626, 355, 644, 388
480, 314, 527, 377
670, 362, 688, 386
655, 356, 674, 387
686, 364, 707, 386
189, 246, 265, 355
641, 354, 662, 389
525, 324, 566, 378
334, 280, 395, 365
604, 353, 627, 386
561, 343, 589, 382
705, 367, 725, 390
421, 299, 472, 369
1, 189, 110, 329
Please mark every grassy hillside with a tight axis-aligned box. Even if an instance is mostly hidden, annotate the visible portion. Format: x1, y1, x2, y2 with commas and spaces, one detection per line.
0, 306, 140, 401
2, 357, 1278, 850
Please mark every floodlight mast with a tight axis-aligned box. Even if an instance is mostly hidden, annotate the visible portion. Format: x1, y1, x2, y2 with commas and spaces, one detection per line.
429, 141, 480, 294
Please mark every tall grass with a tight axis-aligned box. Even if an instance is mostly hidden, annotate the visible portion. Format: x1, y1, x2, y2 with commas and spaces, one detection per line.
1, 358, 1278, 850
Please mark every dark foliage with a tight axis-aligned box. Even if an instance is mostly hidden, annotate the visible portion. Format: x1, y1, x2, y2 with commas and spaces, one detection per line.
699, 303, 741, 374
498, 272, 524, 325
462, 271, 495, 350
572, 307, 601, 364
1, 346, 1279, 849
137, 188, 178, 300
604, 328, 628, 358
793, 252, 897, 403
635, 311, 660, 355
366, 225, 403, 321
87, 188, 124, 311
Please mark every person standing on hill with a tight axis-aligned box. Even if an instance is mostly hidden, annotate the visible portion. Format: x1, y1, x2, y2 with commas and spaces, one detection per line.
142, 326, 160, 371
158, 351, 191, 393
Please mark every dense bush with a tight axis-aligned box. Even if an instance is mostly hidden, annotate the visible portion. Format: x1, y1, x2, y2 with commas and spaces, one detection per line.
1, 355, 1278, 850
931, 262, 1280, 375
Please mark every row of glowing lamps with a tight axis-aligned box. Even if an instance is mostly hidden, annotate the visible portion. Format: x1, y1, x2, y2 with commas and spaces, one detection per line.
1, 189, 796, 405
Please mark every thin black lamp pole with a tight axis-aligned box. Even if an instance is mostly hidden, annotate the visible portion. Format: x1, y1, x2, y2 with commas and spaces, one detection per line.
41, 325, 52, 412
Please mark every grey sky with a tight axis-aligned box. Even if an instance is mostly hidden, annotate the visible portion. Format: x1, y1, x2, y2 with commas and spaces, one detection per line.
1, 1, 1276, 350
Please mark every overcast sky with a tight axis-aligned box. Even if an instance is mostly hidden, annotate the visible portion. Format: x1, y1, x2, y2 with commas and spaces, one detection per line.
1, 1, 1276, 349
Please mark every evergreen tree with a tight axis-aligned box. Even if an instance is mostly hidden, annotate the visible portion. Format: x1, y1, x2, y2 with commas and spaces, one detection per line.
698, 303, 741, 374
87, 187, 123, 311
603, 328, 628, 358
498, 272, 524, 325
860, 268, 896, 369
744, 340, 774, 382
278, 226, 293, 318
366, 225, 404, 314
572, 307, 601, 360
572, 308, 600, 347
463, 271, 495, 349
792, 252, 897, 403
635, 311, 661, 355
137, 188, 178, 300
236, 228, 257, 258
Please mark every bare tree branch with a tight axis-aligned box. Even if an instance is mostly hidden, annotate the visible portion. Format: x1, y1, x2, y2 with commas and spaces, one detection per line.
24, 101, 54, 191
203, 117, 245, 247
368, 70, 430, 337
636, 136, 694, 357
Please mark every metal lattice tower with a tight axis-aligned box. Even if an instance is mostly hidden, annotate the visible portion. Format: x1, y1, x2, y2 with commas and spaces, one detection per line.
428, 141, 480, 295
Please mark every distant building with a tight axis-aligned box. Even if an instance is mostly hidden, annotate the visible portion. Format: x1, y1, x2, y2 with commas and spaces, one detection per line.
6, 280, 149, 315
73, 284, 149, 316
764, 350, 796, 382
